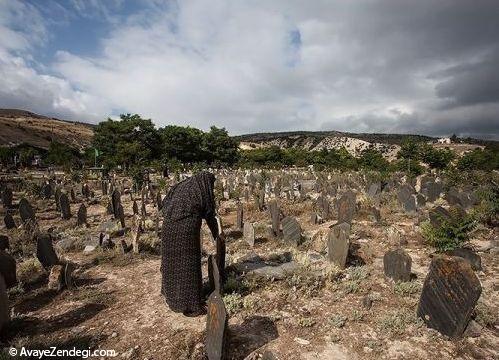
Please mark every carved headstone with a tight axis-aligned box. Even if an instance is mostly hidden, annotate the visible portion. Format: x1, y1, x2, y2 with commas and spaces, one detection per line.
0, 250, 17, 288
54, 188, 62, 211
243, 222, 255, 247
1, 188, 13, 209
117, 203, 126, 229
4, 214, 15, 229
383, 248, 412, 282
111, 189, 121, 219
19, 198, 35, 224
316, 194, 331, 220
236, 203, 243, 231
417, 255, 482, 338
268, 200, 280, 237
397, 185, 416, 213
59, 193, 71, 219
282, 216, 301, 246
77, 204, 87, 226
36, 233, 59, 269
327, 222, 350, 269
132, 200, 139, 215
337, 191, 356, 224
205, 290, 228, 360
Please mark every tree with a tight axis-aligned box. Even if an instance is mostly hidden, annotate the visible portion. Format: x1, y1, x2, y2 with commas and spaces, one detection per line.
420, 144, 455, 170
44, 141, 81, 168
159, 125, 205, 163
202, 126, 240, 165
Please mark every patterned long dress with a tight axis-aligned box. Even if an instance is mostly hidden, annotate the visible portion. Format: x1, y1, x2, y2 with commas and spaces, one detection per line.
160, 172, 218, 314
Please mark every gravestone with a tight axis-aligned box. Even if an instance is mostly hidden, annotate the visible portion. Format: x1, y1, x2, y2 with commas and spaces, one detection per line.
106, 199, 114, 215
111, 189, 121, 219
208, 255, 222, 295
59, 193, 71, 219
0, 236, 9, 251
316, 194, 331, 220
282, 216, 301, 246
101, 180, 108, 195
383, 248, 412, 282
156, 192, 163, 210
48, 263, 75, 292
0, 274, 9, 333
429, 206, 451, 228
417, 255, 481, 338
77, 204, 87, 226
19, 198, 35, 224
216, 231, 226, 285
54, 188, 62, 211
446, 248, 482, 271
420, 178, 442, 202
0, 250, 17, 288
205, 290, 228, 360
132, 200, 139, 215
1, 188, 13, 209
36, 233, 59, 269
41, 183, 52, 199
236, 203, 243, 231
368, 207, 381, 223
4, 214, 15, 229
397, 186, 416, 213
82, 183, 90, 198
243, 222, 255, 247
367, 182, 381, 198
337, 191, 356, 224
327, 222, 350, 269
117, 204, 126, 229
416, 194, 426, 208
268, 200, 280, 237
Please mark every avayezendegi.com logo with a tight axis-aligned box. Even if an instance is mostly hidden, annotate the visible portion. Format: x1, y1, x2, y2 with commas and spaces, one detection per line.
7, 347, 117, 359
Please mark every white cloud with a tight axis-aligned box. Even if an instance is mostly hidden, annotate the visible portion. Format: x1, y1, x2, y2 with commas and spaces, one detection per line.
0, 0, 498, 138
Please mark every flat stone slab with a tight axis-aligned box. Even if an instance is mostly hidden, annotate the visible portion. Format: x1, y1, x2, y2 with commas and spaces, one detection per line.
417, 255, 482, 338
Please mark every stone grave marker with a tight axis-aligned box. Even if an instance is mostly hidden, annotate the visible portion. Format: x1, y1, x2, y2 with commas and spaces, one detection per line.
4, 214, 15, 229
54, 188, 62, 211
397, 185, 416, 213
59, 193, 71, 219
243, 222, 255, 247
417, 255, 482, 338
337, 191, 356, 224
383, 248, 412, 282
111, 189, 121, 219
0, 250, 17, 288
429, 206, 450, 228
327, 222, 350, 269
282, 216, 301, 246
1, 188, 13, 209
41, 183, 52, 199
117, 203, 126, 229
36, 233, 59, 269
316, 194, 331, 220
236, 203, 243, 231
77, 204, 87, 226
0, 236, 8, 251
205, 290, 228, 360
19, 198, 35, 224
268, 200, 280, 237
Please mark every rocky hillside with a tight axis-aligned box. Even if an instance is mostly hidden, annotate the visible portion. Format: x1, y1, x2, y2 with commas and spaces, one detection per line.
0, 109, 94, 150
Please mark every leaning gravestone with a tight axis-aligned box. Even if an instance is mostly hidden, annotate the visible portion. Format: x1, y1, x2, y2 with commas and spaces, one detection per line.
282, 216, 301, 246
205, 290, 228, 360
59, 193, 71, 219
117, 204, 126, 229
0, 274, 9, 334
383, 248, 412, 282
1, 188, 13, 209
36, 234, 59, 269
327, 222, 350, 269
111, 189, 121, 219
4, 214, 15, 229
77, 204, 87, 226
397, 185, 416, 213
0, 250, 17, 288
417, 255, 482, 338
208, 255, 222, 295
337, 191, 356, 224
19, 198, 35, 224
243, 222, 255, 247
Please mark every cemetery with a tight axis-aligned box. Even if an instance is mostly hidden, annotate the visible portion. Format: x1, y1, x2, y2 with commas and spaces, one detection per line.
0, 162, 497, 359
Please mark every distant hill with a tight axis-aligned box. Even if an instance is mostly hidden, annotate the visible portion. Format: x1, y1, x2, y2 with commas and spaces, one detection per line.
0, 109, 94, 150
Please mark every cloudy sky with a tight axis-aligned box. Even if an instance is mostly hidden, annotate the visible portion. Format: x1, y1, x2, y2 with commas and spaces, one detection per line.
1, 0, 498, 139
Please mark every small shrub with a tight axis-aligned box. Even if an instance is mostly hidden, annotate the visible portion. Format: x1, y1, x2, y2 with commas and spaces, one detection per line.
393, 281, 421, 297
475, 301, 497, 328
223, 293, 243, 315
421, 208, 477, 252
17, 257, 44, 284
330, 314, 347, 328
378, 309, 422, 336
298, 317, 316, 328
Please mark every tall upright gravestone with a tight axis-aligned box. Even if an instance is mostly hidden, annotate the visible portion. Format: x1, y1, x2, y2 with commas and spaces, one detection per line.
268, 200, 280, 237
337, 191, 356, 224
19, 198, 35, 224
236, 203, 243, 231
59, 193, 71, 219
205, 290, 228, 360
327, 222, 350, 269
1, 188, 13, 209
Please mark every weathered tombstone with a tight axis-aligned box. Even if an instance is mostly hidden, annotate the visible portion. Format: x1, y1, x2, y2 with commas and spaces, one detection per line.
208, 255, 222, 295
77, 204, 87, 226
243, 222, 255, 247
327, 222, 350, 269
101, 180, 108, 195
429, 206, 451, 228
367, 182, 381, 198
205, 290, 228, 360
421, 178, 442, 202
281, 216, 301, 246
1, 188, 13, 209
0, 236, 9, 251
54, 188, 62, 211
132, 200, 139, 215
337, 191, 356, 224
416, 194, 426, 208
36, 233, 59, 269
117, 203, 126, 229
19, 197, 35, 224
446, 248, 482, 271
111, 189, 121, 219
70, 188, 76, 202
41, 183, 52, 199
417, 255, 482, 338
0, 274, 9, 333
316, 194, 331, 220
4, 214, 15, 230
268, 200, 280, 237
236, 203, 243, 231
0, 250, 17, 288
383, 248, 412, 282
59, 193, 71, 219
397, 186, 416, 213
82, 183, 90, 199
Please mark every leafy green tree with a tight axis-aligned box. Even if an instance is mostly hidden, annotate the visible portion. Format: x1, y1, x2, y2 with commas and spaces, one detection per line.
159, 125, 205, 163
420, 144, 455, 170
0, 147, 15, 166
358, 148, 389, 172
202, 126, 240, 165
457, 147, 499, 171
44, 141, 81, 168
